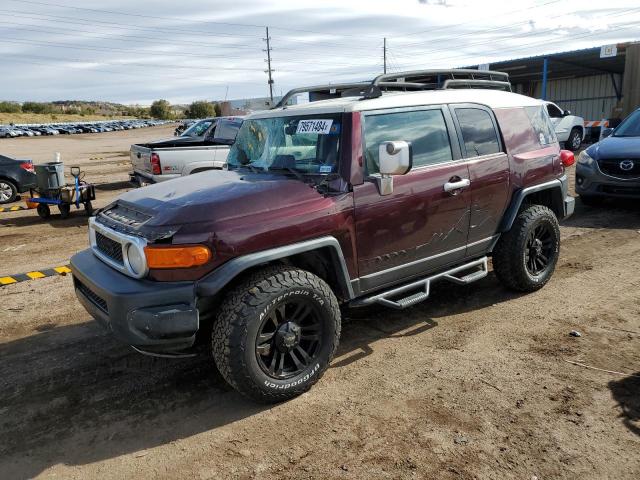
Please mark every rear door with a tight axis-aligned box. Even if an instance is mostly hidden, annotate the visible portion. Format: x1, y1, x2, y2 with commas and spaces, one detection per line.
353, 105, 471, 292
449, 104, 510, 256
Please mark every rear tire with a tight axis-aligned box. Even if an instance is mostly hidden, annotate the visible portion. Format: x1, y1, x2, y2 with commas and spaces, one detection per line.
0, 180, 17, 204
212, 266, 341, 403
493, 205, 560, 292
566, 128, 582, 151
84, 201, 94, 216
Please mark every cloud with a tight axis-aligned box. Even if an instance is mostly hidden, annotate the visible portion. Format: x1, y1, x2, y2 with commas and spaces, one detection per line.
0, 0, 638, 104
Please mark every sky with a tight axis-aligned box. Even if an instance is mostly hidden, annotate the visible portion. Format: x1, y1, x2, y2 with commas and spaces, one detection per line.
1, 0, 639, 105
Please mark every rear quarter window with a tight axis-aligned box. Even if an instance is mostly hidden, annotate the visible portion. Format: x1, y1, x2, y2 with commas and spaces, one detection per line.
525, 105, 557, 146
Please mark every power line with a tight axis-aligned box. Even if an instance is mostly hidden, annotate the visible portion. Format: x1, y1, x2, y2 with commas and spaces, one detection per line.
0, 20, 263, 50
390, 23, 640, 69
0, 9, 382, 53
395, 0, 562, 38
4, 0, 383, 39
390, 7, 640, 60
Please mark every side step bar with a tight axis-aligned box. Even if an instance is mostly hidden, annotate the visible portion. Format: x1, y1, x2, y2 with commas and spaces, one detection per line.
351, 257, 488, 310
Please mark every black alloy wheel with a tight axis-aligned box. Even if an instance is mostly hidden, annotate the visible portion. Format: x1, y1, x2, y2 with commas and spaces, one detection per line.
525, 224, 554, 276
255, 297, 323, 379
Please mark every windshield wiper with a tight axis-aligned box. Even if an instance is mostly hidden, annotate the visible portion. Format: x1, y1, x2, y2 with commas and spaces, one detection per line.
267, 166, 305, 181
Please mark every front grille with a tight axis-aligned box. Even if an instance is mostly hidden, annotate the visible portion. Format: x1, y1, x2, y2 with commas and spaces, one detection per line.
95, 231, 124, 265
75, 279, 108, 313
598, 158, 640, 178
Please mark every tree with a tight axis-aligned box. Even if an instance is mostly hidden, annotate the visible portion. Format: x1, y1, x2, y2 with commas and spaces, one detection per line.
214, 102, 222, 117
186, 100, 215, 119
0, 101, 21, 113
150, 99, 172, 119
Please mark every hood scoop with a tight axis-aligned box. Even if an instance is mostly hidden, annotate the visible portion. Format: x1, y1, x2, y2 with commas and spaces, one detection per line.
97, 201, 178, 241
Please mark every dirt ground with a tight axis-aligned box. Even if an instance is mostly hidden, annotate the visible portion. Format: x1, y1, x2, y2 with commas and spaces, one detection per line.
0, 131, 638, 479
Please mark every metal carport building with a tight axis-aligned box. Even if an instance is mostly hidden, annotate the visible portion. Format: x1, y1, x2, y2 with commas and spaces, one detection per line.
468, 41, 640, 134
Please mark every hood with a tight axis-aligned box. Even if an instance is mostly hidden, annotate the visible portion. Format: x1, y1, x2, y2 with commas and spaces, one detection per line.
588, 135, 640, 159
105, 170, 332, 233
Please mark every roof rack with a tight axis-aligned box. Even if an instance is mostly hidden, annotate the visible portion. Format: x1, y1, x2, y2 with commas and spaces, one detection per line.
274, 69, 511, 109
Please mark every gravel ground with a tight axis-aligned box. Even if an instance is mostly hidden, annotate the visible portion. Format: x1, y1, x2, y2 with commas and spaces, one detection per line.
0, 131, 638, 479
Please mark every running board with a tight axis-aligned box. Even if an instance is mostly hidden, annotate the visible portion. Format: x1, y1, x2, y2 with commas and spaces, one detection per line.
351, 257, 488, 310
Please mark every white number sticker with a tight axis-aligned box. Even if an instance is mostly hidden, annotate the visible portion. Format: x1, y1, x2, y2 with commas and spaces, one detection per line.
296, 119, 333, 135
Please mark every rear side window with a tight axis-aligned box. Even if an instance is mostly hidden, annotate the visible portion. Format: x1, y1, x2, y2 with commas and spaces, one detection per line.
364, 109, 452, 173
525, 106, 557, 146
454, 108, 501, 157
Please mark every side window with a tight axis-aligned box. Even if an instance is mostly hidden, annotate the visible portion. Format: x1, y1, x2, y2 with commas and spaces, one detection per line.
546, 103, 564, 118
364, 109, 452, 173
525, 106, 557, 146
454, 108, 501, 157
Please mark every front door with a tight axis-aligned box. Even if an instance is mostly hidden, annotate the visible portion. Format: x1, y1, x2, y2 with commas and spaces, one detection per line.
353, 106, 472, 293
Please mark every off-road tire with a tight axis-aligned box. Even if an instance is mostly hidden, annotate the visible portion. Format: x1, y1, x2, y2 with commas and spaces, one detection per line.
566, 128, 582, 151
84, 201, 94, 216
493, 205, 560, 292
212, 266, 341, 403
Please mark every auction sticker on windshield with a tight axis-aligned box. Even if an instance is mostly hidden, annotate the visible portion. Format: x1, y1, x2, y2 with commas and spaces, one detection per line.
296, 119, 333, 134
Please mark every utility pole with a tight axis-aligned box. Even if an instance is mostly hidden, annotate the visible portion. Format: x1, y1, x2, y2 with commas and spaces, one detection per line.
383, 37, 387, 74
263, 27, 274, 105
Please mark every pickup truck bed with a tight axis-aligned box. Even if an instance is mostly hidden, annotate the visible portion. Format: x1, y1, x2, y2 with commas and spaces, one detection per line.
130, 117, 241, 185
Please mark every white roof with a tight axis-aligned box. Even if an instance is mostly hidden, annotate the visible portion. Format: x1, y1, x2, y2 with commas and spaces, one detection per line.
250, 89, 542, 119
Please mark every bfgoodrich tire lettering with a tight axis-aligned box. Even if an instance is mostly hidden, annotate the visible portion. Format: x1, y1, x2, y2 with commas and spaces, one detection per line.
493, 204, 560, 292
212, 266, 341, 403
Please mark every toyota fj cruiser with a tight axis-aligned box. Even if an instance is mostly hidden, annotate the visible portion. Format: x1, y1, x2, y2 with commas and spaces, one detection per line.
71, 70, 575, 402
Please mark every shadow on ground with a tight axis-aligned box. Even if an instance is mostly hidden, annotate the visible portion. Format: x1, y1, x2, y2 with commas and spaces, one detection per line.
562, 198, 640, 230
0, 210, 90, 228
0, 273, 519, 478
609, 373, 640, 437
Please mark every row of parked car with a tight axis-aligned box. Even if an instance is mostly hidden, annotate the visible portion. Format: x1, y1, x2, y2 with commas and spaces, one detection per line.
0, 119, 171, 138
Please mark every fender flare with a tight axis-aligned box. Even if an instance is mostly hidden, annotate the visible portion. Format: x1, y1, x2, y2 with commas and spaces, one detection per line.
498, 178, 566, 232
196, 236, 355, 299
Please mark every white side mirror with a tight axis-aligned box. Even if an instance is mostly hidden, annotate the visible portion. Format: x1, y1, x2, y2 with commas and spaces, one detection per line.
375, 141, 412, 196
379, 141, 412, 176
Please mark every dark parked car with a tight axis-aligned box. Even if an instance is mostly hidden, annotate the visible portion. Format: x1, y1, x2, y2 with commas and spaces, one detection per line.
576, 108, 640, 204
70, 70, 575, 402
0, 154, 36, 203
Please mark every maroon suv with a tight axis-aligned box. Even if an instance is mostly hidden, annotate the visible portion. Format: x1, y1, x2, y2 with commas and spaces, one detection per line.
71, 70, 575, 402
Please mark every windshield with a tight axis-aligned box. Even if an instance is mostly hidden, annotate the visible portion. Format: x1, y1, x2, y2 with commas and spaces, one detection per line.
613, 110, 640, 137
182, 119, 213, 137
227, 114, 342, 175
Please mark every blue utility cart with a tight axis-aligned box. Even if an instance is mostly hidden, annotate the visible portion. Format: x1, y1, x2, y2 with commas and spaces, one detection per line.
29, 165, 95, 219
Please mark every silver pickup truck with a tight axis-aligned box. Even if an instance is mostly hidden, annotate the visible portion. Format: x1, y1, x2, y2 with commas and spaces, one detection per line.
129, 117, 242, 185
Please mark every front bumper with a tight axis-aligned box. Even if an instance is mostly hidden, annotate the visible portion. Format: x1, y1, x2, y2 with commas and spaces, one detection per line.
576, 163, 640, 199
71, 249, 199, 353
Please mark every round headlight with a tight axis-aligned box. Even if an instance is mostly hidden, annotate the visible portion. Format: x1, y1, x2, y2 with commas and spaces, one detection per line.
126, 243, 146, 276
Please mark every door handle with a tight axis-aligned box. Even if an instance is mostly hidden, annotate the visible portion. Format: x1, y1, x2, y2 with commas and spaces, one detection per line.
443, 178, 470, 193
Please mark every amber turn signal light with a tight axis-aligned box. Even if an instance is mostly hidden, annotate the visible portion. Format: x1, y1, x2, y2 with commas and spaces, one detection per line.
144, 245, 212, 269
